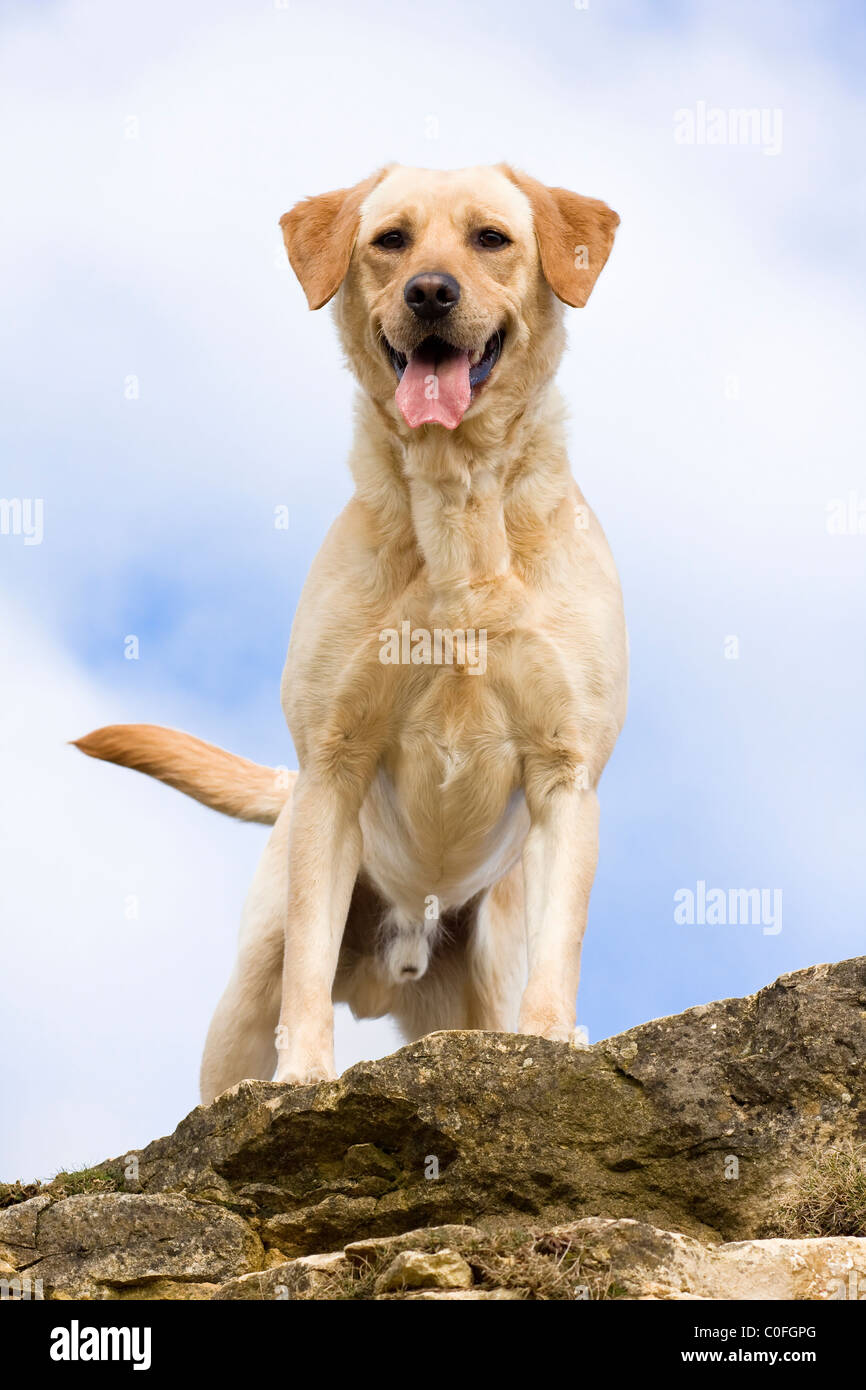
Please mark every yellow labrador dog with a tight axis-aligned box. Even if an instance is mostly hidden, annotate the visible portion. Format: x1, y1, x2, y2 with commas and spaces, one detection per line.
76, 164, 627, 1100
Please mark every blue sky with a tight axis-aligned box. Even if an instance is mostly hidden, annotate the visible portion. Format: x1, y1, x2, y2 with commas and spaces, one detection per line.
1, 0, 864, 1179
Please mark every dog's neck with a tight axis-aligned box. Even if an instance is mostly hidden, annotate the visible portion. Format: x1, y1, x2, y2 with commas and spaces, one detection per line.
350, 385, 574, 598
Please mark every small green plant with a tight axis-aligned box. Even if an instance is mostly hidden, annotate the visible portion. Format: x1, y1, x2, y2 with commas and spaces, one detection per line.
774, 1143, 866, 1238
0, 1164, 122, 1208
49, 1165, 121, 1198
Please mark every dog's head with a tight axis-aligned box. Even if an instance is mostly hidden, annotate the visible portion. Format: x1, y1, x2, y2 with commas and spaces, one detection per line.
281, 165, 619, 431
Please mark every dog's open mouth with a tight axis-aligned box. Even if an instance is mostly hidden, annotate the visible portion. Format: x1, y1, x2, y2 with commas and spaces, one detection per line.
385, 331, 504, 430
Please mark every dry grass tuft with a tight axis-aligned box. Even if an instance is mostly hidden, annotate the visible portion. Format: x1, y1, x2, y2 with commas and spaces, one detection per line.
774, 1142, 866, 1238
325, 1225, 615, 1301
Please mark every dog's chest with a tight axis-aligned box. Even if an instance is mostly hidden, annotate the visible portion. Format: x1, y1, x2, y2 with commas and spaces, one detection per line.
388, 640, 513, 769
361, 723, 527, 917
358, 641, 529, 913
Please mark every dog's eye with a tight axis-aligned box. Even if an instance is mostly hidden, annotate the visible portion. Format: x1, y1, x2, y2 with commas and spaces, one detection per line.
475, 228, 510, 249
374, 230, 406, 250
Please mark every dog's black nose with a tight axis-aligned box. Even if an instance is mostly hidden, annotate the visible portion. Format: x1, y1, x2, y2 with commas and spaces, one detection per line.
403, 271, 460, 320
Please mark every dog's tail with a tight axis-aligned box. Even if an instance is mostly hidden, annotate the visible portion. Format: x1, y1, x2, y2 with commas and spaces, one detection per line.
72, 724, 293, 826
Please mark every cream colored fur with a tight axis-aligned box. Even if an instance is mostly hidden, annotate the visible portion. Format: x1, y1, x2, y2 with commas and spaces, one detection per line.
76, 164, 627, 1100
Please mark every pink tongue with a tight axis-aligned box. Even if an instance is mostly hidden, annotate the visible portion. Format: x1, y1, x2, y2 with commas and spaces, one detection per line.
396, 345, 471, 429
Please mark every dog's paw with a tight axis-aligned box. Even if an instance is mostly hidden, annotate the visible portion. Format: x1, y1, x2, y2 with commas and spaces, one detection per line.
518, 1014, 589, 1048
274, 1058, 336, 1087
518, 1012, 572, 1044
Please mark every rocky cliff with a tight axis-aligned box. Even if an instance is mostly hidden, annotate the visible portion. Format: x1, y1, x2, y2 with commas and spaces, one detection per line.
3, 957, 865, 1300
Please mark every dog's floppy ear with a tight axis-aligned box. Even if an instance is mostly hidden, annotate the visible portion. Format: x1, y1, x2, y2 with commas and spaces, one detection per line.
280, 169, 387, 310
501, 166, 619, 308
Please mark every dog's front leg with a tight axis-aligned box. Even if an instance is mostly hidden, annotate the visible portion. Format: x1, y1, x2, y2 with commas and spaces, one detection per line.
274, 772, 362, 1085
518, 783, 599, 1043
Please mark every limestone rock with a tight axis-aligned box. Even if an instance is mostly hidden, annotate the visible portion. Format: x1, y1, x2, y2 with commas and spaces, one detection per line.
4, 957, 865, 1300
22, 1193, 264, 1299
543, 1217, 866, 1300
405, 1288, 524, 1300
344, 1225, 483, 1266
113, 957, 866, 1252
0, 1194, 52, 1268
374, 1248, 474, 1293
215, 1250, 348, 1301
